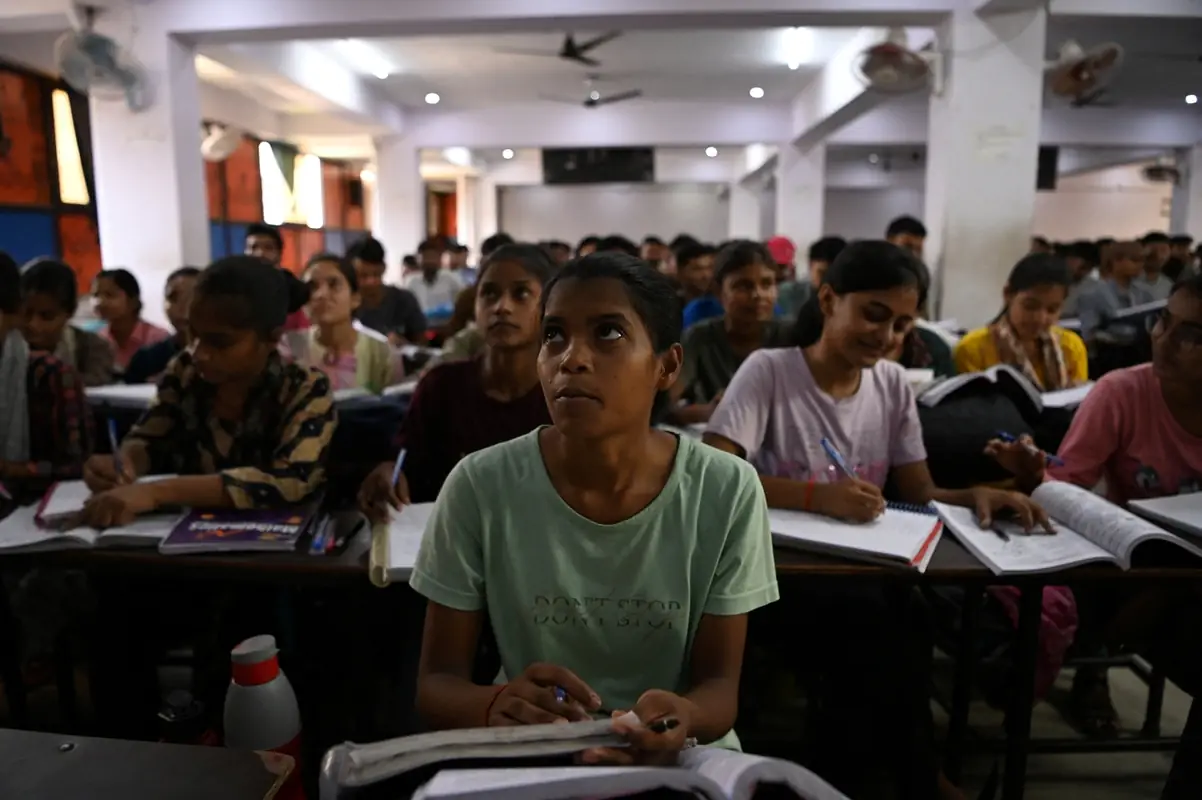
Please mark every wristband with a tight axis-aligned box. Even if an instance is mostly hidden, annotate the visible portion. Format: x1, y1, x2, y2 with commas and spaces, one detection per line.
484, 684, 507, 726
803, 480, 816, 512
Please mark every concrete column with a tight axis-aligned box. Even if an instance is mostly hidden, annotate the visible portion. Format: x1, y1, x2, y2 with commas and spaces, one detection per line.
923, 7, 1046, 325
728, 182, 761, 240
90, 6, 207, 326
774, 142, 825, 249
455, 174, 479, 252
1170, 144, 1202, 237
371, 135, 423, 283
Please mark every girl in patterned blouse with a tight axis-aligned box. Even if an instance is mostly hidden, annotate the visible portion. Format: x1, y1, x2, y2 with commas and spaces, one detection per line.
79, 256, 337, 526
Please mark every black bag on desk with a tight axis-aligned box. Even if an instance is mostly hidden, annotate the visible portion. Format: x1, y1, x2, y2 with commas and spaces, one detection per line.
919, 391, 1033, 489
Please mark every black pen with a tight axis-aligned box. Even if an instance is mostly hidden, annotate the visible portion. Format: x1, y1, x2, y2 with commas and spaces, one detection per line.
648, 717, 680, 734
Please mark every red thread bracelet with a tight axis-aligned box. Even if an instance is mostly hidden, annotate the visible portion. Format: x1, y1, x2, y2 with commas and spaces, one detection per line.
484, 684, 507, 726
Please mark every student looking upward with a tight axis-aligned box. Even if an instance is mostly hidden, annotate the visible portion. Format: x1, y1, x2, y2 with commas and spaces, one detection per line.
359, 243, 556, 511
954, 254, 1089, 389
79, 257, 336, 528
124, 266, 200, 384
289, 253, 403, 393
410, 252, 777, 763
92, 269, 170, 373
19, 258, 114, 387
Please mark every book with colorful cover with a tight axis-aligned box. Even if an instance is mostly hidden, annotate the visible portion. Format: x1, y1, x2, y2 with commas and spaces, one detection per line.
158, 502, 321, 555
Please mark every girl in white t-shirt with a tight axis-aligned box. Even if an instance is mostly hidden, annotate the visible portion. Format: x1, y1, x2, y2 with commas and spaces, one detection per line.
705, 240, 1048, 799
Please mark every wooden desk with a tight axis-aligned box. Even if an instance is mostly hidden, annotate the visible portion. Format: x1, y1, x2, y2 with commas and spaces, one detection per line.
0, 728, 289, 800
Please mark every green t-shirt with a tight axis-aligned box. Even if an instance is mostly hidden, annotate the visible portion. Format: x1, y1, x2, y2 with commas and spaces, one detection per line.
410, 428, 779, 748
680, 318, 793, 404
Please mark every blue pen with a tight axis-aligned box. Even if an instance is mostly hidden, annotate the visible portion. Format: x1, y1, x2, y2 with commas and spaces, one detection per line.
820, 438, 858, 479
107, 418, 123, 478
390, 448, 408, 491
995, 431, 1065, 467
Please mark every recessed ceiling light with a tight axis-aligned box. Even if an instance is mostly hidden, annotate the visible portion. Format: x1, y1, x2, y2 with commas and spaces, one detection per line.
782, 27, 814, 71
705, 146, 718, 158
749, 87, 765, 99
425, 92, 441, 105
868, 153, 880, 164
589, 90, 601, 101
501, 148, 515, 160
1187, 94, 1198, 105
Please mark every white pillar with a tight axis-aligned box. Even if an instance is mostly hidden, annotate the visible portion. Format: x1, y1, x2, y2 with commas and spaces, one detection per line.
90, 7, 207, 327
1171, 145, 1202, 237
774, 142, 825, 249
455, 174, 479, 252
477, 176, 500, 245
371, 135, 423, 284
728, 183, 760, 240
923, 8, 1046, 325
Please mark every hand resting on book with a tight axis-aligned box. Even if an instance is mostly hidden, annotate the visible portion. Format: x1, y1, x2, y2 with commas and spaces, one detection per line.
488, 662, 601, 726
579, 689, 694, 768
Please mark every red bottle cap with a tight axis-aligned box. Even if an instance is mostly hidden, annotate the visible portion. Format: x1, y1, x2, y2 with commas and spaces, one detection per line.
230, 634, 280, 687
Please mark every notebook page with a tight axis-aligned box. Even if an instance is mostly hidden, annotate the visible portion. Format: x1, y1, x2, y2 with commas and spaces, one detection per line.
95, 512, 185, 545
769, 507, 938, 564
1129, 494, 1202, 538
1040, 382, 1094, 409
681, 746, 849, 800
412, 767, 717, 800
40, 475, 180, 523
1032, 482, 1201, 566
387, 502, 437, 581
935, 502, 1115, 575
0, 506, 96, 551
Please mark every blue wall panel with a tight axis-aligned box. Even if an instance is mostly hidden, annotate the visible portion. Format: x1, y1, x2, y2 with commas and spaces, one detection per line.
209, 221, 229, 259
0, 210, 57, 266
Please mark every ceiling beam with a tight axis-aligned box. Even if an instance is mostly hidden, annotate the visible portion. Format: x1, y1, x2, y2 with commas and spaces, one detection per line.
156, 0, 959, 43
404, 101, 791, 148
1048, 0, 1202, 18
201, 43, 405, 133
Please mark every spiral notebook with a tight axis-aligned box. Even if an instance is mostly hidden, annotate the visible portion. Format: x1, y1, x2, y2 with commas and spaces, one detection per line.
768, 505, 943, 572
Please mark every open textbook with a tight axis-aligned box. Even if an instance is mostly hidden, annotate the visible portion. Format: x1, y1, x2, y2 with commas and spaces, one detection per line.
768, 506, 942, 573
935, 482, 1202, 575
368, 502, 436, 587
917, 364, 1093, 413
410, 748, 848, 800
1130, 493, 1202, 538
0, 505, 183, 553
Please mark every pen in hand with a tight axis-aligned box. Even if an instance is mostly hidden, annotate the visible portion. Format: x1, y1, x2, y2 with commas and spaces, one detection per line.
820, 438, 858, 479
107, 418, 126, 482
995, 431, 1065, 468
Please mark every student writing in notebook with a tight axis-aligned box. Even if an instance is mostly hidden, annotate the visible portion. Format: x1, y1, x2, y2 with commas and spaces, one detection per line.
410, 252, 778, 764
78, 257, 337, 527
703, 241, 1046, 799
359, 243, 555, 511
284, 252, 403, 393
954, 253, 1089, 390
989, 273, 1202, 785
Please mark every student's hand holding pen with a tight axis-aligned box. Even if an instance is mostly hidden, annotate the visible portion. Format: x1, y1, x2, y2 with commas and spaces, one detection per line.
486, 663, 600, 726
358, 460, 411, 523
580, 689, 693, 766
79, 484, 156, 529
984, 432, 1050, 492
83, 454, 137, 493
811, 478, 886, 523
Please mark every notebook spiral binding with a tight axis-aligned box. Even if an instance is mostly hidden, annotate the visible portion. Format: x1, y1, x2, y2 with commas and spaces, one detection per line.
886, 501, 940, 517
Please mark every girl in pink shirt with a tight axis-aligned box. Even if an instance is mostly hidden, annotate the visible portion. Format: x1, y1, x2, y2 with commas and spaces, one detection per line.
992, 274, 1202, 797
93, 269, 170, 372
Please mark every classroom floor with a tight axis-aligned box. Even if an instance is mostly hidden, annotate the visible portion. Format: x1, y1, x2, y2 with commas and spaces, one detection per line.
0, 663, 1186, 798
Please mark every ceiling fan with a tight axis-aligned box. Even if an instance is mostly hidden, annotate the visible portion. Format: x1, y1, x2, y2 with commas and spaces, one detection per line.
540, 74, 643, 108
495, 31, 623, 68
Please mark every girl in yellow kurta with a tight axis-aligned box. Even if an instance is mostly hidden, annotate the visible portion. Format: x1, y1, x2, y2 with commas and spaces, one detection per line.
955, 253, 1088, 389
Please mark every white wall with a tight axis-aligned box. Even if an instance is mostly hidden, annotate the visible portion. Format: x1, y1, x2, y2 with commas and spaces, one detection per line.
498, 183, 728, 244
824, 187, 925, 241
1032, 163, 1173, 240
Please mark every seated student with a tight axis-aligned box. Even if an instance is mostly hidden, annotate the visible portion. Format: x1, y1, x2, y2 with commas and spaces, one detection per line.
674, 241, 716, 308
1075, 240, 1155, 341
0, 252, 91, 501
285, 253, 403, 394
765, 236, 806, 320
245, 222, 308, 332
1060, 240, 1100, 318
359, 243, 556, 510
704, 240, 1046, 799
989, 274, 1202, 762
668, 241, 791, 425
409, 251, 778, 762
78, 256, 336, 527
1137, 231, 1175, 302
124, 266, 200, 384
349, 236, 427, 345
788, 236, 847, 317
575, 234, 601, 258
404, 239, 465, 313
92, 269, 171, 373
19, 258, 114, 386
954, 253, 1089, 389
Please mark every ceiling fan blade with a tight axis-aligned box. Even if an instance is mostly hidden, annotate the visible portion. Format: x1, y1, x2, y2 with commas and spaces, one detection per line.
537, 93, 586, 105
494, 47, 561, 58
568, 54, 602, 67
576, 30, 623, 53
594, 89, 643, 105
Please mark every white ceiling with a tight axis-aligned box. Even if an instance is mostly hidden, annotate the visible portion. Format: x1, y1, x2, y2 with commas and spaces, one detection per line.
313, 28, 862, 108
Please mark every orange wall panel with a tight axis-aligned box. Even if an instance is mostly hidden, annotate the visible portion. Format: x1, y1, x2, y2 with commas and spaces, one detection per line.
223, 138, 262, 223
0, 70, 51, 207
322, 162, 345, 230
204, 159, 224, 220
58, 214, 102, 294
298, 227, 324, 267
279, 226, 301, 274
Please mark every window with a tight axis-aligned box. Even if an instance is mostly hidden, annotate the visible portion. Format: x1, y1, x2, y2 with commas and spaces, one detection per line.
51, 89, 89, 205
